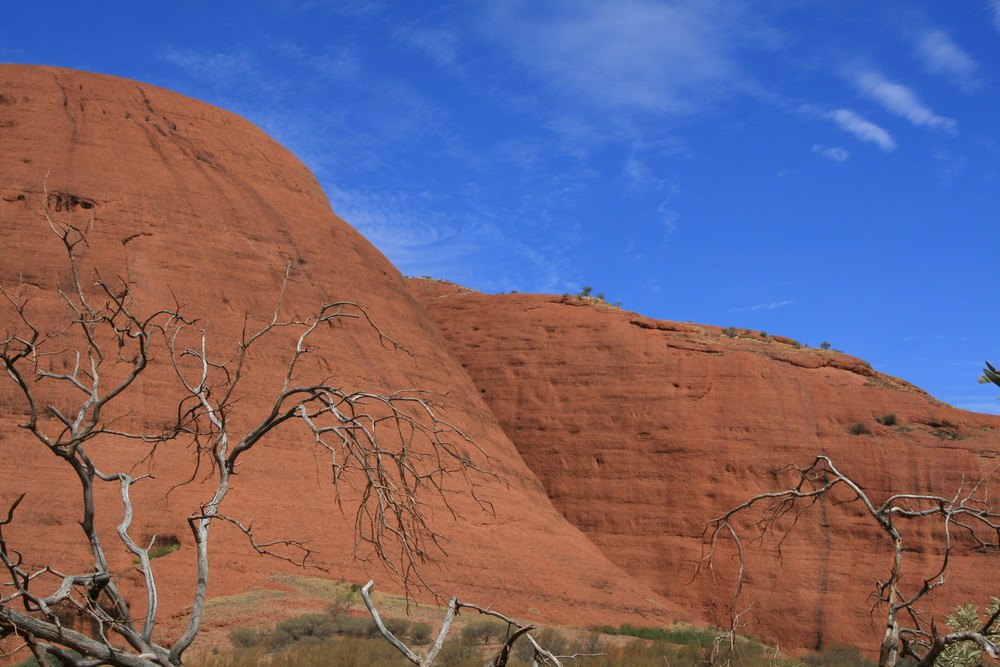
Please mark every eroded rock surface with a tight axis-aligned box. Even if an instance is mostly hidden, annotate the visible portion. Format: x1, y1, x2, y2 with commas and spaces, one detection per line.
0, 65, 687, 654
411, 280, 1000, 654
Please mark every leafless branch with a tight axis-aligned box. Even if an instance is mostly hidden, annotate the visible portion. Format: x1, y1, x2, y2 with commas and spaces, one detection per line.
701, 455, 1000, 667
362, 580, 584, 667
1, 195, 500, 666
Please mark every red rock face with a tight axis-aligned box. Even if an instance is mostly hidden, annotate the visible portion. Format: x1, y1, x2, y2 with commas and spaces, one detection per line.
0, 65, 688, 656
411, 281, 1000, 655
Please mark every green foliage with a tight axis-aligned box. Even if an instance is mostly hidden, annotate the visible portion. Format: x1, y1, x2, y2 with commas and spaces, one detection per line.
132, 535, 180, 563
333, 615, 379, 638
383, 616, 410, 637
192, 637, 411, 666
722, 326, 739, 338
876, 413, 898, 426
200, 617, 803, 667
578, 286, 593, 298
148, 542, 179, 559
460, 618, 508, 645
820, 341, 832, 350
801, 643, 876, 667
410, 621, 433, 646
434, 637, 483, 667
513, 627, 569, 663
589, 623, 716, 645
276, 612, 337, 641
228, 626, 261, 649
596, 292, 606, 300
12, 651, 82, 667
938, 599, 1000, 667
980, 361, 1000, 397
324, 589, 358, 619
846, 422, 871, 436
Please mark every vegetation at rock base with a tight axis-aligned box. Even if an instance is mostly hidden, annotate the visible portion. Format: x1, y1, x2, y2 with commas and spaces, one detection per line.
195, 608, 816, 667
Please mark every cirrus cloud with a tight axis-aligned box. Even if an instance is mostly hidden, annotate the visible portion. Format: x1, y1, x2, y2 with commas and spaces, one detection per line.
855, 72, 956, 134
915, 29, 979, 92
826, 109, 896, 151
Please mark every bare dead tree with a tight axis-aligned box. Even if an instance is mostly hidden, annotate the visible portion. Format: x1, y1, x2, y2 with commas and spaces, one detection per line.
701, 455, 1000, 667
0, 196, 497, 665
361, 580, 599, 667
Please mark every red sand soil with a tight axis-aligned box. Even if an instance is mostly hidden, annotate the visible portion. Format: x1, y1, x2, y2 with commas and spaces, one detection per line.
411, 280, 1000, 655
0, 65, 689, 661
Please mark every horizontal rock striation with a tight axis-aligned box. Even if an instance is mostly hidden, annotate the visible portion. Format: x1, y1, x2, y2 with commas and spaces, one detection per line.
411, 280, 1000, 654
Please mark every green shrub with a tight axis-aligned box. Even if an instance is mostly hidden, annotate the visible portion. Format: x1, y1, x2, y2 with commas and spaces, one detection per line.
514, 628, 569, 663
578, 286, 593, 298
435, 637, 482, 667
276, 612, 336, 641
938, 600, 1000, 667
148, 542, 179, 559
270, 636, 410, 666
227, 626, 261, 648
260, 628, 293, 650
820, 342, 832, 350
410, 621, 433, 645
847, 422, 871, 436
460, 618, 507, 645
590, 623, 715, 645
876, 413, 897, 427
334, 615, 379, 638
382, 616, 410, 637
11, 651, 82, 667
132, 535, 180, 563
721, 326, 738, 338
325, 589, 358, 619
802, 643, 876, 667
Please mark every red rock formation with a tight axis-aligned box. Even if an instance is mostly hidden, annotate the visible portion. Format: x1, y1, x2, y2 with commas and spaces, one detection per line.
411, 280, 1000, 655
0, 65, 689, 658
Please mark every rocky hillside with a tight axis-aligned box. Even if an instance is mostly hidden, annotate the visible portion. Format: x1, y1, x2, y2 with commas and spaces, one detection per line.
0, 64, 687, 656
410, 279, 1000, 654
3, 64, 998, 661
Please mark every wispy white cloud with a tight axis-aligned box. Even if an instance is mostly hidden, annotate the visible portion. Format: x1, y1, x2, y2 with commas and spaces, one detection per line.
990, 0, 1000, 33
268, 0, 386, 17
811, 144, 849, 162
623, 157, 677, 193
160, 47, 257, 88
826, 109, 896, 151
729, 300, 794, 313
915, 30, 978, 92
487, 0, 774, 116
855, 72, 956, 134
325, 184, 574, 293
933, 149, 968, 185
393, 24, 462, 69
305, 46, 361, 81
948, 399, 1000, 415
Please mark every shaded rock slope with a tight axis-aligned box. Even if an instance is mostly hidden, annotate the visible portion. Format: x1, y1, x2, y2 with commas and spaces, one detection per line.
0, 64, 690, 654
410, 279, 1000, 654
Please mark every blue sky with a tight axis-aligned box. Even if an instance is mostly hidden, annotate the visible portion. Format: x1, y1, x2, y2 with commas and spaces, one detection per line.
3, 1, 999, 413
